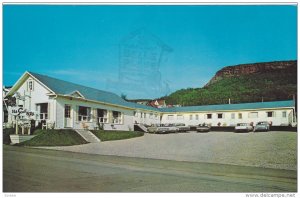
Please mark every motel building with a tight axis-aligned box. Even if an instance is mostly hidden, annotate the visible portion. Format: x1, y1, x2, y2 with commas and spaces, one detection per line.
3, 71, 297, 135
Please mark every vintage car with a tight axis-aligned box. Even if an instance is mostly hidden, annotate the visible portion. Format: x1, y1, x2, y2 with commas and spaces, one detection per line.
254, 121, 270, 132
196, 124, 210, 132
175, 123, 190, 132
147, 124, 179, 134
235, 123, 253, 132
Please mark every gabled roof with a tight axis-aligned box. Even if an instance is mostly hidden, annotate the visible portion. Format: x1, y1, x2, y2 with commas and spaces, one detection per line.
28, 72, 158, 111
66, 90, 85, 98
159, 100, 295, 113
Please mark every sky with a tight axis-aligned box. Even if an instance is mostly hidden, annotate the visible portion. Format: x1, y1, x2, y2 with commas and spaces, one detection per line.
3, 5, 297, 99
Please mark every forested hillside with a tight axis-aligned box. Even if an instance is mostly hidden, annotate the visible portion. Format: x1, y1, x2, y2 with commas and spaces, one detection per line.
165, 61, 297, 106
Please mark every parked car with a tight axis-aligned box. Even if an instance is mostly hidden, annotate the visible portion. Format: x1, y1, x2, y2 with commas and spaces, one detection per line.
147, 124, 179, 134
196, 123, 210, 132
175, 123, 190, 132
147, 126, 158, 133
235, 123, 253, 132
254, 121, 270, 132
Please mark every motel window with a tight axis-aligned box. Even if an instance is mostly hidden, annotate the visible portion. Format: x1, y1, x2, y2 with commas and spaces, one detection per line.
36, 103, 48, 120
134, 111, 137, 117
231, 113, 235, 119
238, 113, 242, 119
217, 113, 223, 119
112, 111, 122, 124
267, 111, 274, 118
282, 111, 287, 118
27, 80, 34, 91
177, 115, 184, 120
150, 113, 154, 119
195, 115, 199, 120
140, 113, 143, 118
65, 105, 71, 118
97, 109, 108, 123
206, 114, 212, 119
249, 112, 258, 118
155, 114, 158, 119
144, 113, 146, 118
167, 115, 174, 120
189, 115, 193, 120
78, 106, 91, 122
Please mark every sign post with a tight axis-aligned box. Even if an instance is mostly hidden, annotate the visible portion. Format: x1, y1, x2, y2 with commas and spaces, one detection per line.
10, 107, 35, 135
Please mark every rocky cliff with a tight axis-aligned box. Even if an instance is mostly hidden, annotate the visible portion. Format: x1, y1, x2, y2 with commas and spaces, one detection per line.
206, 60, 297, 86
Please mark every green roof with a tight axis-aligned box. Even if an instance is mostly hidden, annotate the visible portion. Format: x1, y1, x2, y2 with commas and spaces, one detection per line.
160, 100, 295, 113
29, 72, 295, 113
29, 72, 158, 111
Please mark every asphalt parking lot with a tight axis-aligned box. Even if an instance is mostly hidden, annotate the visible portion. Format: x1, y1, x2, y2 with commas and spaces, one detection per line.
4, 145, 296, 192
42, 131, 297, 170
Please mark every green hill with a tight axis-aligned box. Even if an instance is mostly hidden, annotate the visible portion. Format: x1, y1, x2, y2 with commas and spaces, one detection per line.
165, 60, 297, 106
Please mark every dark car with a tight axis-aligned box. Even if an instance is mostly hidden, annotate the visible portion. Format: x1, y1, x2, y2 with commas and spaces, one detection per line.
196, 123, 210, 132
254, 121, 270, 132
175, 123, 190, 132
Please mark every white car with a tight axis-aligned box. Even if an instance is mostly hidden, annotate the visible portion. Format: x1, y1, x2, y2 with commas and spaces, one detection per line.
235, 123, 253, 132
175, 123, 190, 132
148, 124, 179, 134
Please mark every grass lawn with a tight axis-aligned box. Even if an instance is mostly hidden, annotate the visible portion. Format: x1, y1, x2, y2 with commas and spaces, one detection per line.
17, 129, 88, 146
91, 130, 144, 141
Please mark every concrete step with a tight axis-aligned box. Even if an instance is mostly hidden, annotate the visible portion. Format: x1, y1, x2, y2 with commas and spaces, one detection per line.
74, 129, 101, 143
134, 124, 148, 132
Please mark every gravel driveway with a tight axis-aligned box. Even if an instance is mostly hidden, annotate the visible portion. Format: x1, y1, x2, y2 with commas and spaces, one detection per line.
41, 131, 297, 170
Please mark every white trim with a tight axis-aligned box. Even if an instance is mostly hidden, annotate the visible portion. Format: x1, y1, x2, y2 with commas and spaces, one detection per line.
6, 71, 55, 96
161, 107, 294, 114
65, 90, 85, 99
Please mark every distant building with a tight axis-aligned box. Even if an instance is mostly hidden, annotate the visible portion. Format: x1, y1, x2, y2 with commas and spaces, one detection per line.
129, 98, 166, 108
148, 99, 167, 108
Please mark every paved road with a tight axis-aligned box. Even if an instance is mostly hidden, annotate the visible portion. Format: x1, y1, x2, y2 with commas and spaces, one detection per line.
42, 132, 297, 170
3, 145, 297, 192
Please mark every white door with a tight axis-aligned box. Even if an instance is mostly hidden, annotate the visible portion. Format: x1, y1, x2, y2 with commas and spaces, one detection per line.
64, 104, 72, 128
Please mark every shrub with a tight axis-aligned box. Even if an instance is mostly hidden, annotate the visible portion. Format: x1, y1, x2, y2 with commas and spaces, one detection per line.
3, 128, 15, 145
